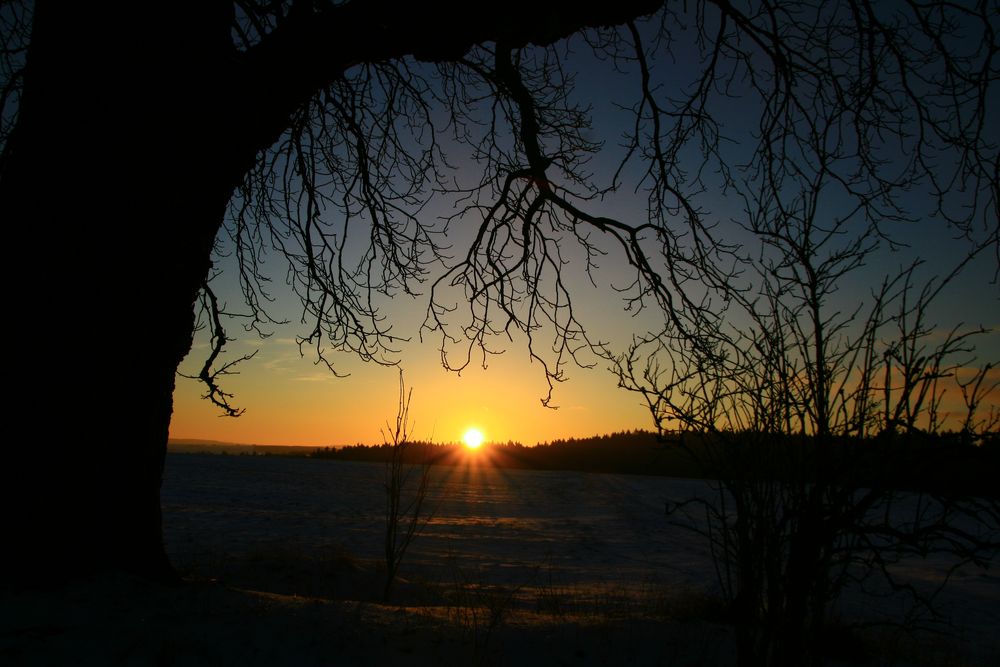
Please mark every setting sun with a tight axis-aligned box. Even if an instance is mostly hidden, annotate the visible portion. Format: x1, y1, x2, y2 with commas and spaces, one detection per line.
462, 428, 485, 449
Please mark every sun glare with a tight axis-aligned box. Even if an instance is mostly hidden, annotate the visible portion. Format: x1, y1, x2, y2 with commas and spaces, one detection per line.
462, 428, 485, 449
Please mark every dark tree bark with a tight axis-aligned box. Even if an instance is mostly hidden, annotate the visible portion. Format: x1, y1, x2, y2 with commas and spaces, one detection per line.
1, 3, 245, 582
0, 0, 662, 584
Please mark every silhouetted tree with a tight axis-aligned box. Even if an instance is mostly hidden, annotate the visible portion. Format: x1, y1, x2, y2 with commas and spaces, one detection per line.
602, 3, 1000, 661
1, 1, 995, 611
614, 261, 999, 665
0, 0, 660, 582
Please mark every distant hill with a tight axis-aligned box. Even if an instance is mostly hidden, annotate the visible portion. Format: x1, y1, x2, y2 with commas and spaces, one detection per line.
167, 439, 322, 457
167, 431, 689, 475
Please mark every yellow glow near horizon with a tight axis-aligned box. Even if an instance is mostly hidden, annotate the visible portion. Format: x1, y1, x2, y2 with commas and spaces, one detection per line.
169, 337, 658, 447
462, 428, 485, 449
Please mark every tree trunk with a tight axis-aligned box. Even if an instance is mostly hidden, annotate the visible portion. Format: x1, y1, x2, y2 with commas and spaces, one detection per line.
1, 0, 669, 587
1, 3, 243, 584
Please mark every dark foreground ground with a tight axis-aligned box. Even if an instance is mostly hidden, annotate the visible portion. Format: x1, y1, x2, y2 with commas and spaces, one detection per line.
2, 571, 743, 667
3, 568, 996, 667
3, 455, 998, 666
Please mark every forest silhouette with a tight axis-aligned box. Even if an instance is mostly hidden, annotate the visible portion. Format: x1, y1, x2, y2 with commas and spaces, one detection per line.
178, 430, 999, 498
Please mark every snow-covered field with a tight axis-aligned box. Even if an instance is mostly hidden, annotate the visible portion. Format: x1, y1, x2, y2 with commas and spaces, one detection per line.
5, 453, 998, 666
161, 454, 1000, 647
162, 454, 716, 598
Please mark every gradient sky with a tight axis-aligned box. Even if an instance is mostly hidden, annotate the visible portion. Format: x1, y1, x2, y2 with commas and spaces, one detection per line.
168, 248, 999, 447
170, 208, 669, 446
168, 20, 1000, 447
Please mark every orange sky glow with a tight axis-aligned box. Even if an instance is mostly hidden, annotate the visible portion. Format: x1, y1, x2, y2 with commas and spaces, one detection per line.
169, 330, 1000, 447
169, 342, 653, 447
167, 42, 1000, 449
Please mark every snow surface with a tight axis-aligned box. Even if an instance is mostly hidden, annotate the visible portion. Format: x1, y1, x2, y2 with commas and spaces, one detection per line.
162, 455, 716, 596
161, 454, 999, 647
3, 453, 998, 667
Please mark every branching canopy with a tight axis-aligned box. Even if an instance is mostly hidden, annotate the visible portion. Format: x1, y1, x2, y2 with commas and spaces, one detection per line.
2, 1, 995, 414
192, 1, 999, 415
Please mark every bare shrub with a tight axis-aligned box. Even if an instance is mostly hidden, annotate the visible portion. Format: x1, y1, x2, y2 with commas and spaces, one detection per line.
381, 371, 433, 602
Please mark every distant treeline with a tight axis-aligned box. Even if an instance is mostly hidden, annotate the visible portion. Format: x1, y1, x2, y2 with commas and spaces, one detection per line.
670, 430, 1000, 498
309, 430, 700, 477
170, 430, 999, 496
307, 430, 1000, 497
